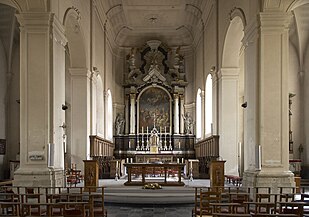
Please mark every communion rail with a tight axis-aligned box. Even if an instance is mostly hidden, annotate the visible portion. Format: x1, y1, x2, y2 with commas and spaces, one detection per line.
194, 135, 219, 178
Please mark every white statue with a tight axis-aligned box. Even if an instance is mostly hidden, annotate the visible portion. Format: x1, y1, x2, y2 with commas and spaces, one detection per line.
183, 112, 193, 135
115, 113, 125, 135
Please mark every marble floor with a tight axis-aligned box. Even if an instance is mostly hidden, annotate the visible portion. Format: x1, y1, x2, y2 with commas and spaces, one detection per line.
97, 178, 208, 217
104, 203, 194, 217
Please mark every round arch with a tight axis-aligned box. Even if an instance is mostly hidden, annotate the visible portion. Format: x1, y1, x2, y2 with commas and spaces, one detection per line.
222, 16, 245, 68
63, 7, 87, 69
220, 14, 246, 176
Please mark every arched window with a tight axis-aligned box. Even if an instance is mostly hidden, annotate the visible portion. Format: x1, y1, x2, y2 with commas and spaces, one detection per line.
196, 88, 202, 139
205, 74, 213, 135
106, 89, 113, 141
96, 76, 104, 137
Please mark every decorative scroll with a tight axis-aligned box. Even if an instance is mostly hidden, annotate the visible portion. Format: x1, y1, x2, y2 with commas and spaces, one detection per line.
139, 87, 170, 130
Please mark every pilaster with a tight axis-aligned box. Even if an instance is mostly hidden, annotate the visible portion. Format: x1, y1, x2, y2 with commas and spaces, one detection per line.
14, 12, 66, 187
218, 67, 239, 176
243, 11, 294, 191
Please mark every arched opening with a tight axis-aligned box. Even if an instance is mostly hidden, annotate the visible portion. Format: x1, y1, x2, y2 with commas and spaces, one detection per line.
196, 88, 202, 140
64, 8, 88, 170
205, 74, 213, 136
106, 89, 113, 141
221, 15, 245, 176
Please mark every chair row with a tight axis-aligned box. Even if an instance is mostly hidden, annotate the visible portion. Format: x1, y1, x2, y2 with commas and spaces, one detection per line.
192, 186, 309, 217
0, 186, 106, 217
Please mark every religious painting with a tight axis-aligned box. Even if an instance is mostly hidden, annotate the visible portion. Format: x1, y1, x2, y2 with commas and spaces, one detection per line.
139, 87, 170, 132
0, 139, 6, 155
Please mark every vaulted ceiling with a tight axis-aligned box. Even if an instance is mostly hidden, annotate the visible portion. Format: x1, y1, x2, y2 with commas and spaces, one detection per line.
99, 0, 210, 47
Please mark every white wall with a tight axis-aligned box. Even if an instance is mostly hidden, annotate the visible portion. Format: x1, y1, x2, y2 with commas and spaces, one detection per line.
288, 42, 303, 160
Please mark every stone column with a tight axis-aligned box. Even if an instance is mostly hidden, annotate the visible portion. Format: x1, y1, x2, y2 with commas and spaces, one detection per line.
243, 11, 294, 190
130, 93, 136, 134
173, 94, 179, 134
218, 68, 239, 176
14, 13, 67, 187
125, 95, 130, 134
179, 95, 185, 134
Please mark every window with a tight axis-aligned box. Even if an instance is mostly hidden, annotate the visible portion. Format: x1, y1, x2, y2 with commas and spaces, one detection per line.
196, 88, 202, 139
205, 74, 213, 135
106, 89, 113, 141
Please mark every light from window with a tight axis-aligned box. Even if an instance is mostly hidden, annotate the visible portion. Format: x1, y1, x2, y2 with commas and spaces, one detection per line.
205, 74, 213, 135
196, 88, 202, 139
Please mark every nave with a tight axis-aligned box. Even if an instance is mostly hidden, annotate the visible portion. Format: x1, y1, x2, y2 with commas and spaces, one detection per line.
1, 178, 309, 217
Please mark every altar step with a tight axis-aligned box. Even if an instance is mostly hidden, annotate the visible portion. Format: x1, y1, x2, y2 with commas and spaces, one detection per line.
104, 186, 195, 204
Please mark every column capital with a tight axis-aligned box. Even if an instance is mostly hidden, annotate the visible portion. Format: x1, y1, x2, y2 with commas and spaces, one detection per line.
259, 12, 293, 32
16, 12, 52, 27
217, 67, 240, 80
173, 93, 179, 99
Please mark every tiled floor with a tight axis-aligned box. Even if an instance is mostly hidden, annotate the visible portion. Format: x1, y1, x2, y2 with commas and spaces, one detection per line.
104, 203, 194, 217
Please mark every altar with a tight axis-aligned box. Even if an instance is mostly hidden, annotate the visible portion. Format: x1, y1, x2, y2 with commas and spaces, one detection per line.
124, 163, 185, 186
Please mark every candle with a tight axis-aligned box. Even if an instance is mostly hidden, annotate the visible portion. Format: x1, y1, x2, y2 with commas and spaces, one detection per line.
177, 158, 179, 163
182, 158, 184, 163
126, 158, 129, 163
190, 161, 192, 169
129, 141, 131, 149
116, 161, 119, 168
130, 158, 133, 163
142, 126, 144, 134
178, 141, 181, 149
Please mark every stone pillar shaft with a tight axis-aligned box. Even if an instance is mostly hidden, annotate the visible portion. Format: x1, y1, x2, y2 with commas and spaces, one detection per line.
130, 94, 136, 134
180, 95, 184, 134
173, 94, 179, 134
14, 12, 66, 187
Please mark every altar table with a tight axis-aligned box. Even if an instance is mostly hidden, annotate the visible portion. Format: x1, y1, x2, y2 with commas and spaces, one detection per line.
124, 163, 185, 186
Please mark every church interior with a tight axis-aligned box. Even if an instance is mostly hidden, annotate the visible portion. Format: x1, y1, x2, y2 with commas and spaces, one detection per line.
1, 0, 309, 216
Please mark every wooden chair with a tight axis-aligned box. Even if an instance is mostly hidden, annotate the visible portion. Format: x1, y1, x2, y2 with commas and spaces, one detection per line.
199, 191, 221, 216
0, 187, 20, 216
21, 187, 44, 216
87, 186, 107, 217
192, 187, 213, 217
278, 201, 305, 217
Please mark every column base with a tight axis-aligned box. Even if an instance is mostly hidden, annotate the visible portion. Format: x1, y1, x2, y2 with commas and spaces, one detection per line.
242, 169, 295, 198
13, 167, 65, 187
